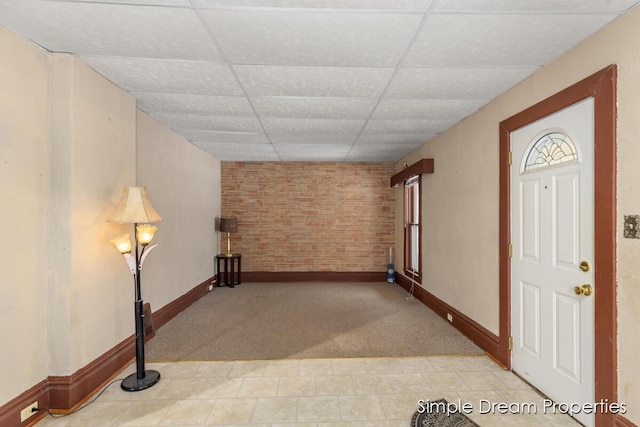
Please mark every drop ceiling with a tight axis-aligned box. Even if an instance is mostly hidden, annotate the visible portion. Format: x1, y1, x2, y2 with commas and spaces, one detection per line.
1, 0, 638, 162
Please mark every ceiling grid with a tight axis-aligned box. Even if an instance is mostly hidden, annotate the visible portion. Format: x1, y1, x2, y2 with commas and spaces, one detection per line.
1, 0, 637, 161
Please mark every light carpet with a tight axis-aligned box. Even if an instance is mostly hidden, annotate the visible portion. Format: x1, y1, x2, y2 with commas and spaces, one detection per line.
146, 281, 484, 361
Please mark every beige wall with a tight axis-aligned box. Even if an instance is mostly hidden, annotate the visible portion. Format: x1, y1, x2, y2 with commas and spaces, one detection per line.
0, 27, 50, 406
396, 7, 640, 423
221, 162, 395, 273
0, 26, 222, 410
136, 111, 221, 310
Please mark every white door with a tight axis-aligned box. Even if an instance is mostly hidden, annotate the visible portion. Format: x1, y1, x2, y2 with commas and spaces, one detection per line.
510, 98, 595, 426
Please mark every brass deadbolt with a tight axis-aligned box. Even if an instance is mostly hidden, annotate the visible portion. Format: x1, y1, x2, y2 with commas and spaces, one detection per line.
579, 261, 591, 272
573, 284, 593, 296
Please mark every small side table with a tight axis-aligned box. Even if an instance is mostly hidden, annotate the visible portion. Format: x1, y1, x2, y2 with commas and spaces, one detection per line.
215, 254, 241, 288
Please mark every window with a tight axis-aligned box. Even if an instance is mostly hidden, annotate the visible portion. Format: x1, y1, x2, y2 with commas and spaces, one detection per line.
404, 175, 421, 281
523, 131, 578, 172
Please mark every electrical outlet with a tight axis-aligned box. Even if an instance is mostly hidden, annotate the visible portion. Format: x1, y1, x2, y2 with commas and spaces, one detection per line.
447, 313, 453, 322
20, 402, 38, 422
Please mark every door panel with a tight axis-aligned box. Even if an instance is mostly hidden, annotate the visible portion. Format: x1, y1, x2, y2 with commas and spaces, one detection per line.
510, 97, 594, 427
521, 282, 541, 357
521, 180, 540, 262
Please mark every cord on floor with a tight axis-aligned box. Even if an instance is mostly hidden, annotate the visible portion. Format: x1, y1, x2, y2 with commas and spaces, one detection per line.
33, 378, 124, 418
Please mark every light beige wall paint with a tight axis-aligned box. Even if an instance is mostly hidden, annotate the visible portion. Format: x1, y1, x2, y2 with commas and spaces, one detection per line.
0, 27, 50, 406
67, 57, 138, 371
0, 24, 222, 410
136, 111, 221, 310
396, 6, 640, 423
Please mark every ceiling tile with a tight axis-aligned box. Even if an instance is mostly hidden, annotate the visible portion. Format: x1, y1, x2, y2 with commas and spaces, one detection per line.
274, 143, 351, 161
346, 144, 417, 162
354, 134, 428, 146
234, 65, 395, 97
150, 113, 263, 133
385, 67, 537, 99
0, 1, 221, 60
133, 93, 255, 116
262, 118, 365, 134
193, 0, 434, 10
252, 97, 378, 119
194, 142, 281, 161
269, 134, 358, 145
362, 118, 454, 134
54, 0, 191, 5
403, 13, 616, 67
371, 99, 488, 119
200, 10, 423, 66
178, 130, 270, 144
80, 57, 244, 95
433, 0, 639, 13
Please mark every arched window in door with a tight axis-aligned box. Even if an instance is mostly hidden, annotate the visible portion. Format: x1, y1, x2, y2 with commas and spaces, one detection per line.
523, 131, 579, 172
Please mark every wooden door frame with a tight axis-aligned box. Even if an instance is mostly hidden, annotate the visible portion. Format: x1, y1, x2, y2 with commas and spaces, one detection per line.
499, 65, 617, 426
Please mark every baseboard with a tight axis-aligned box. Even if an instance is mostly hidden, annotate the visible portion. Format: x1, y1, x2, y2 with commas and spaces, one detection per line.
243, 271, 386, 282
0, 380, 49, 427
395, 274, 500, 360
616, 414, 639, 427
48, 336, 134, 411
151, 276, 214, 329
0, 276, 214, 426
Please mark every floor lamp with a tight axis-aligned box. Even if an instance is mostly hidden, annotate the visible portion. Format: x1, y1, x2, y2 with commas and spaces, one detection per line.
108, 187, 162, 392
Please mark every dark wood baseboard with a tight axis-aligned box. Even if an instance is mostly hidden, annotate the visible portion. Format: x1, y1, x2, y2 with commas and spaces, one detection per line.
48, 336, 134, 411
395, 274, 500, 360
0, 276, 214, 427
151, 276, 214, 329
616, 415, 639, 427
243, 271, 386, 282
0, 380, 49, 427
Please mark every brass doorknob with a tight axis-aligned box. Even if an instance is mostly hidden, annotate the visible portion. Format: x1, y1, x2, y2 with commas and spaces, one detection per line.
573, 284, 593, 296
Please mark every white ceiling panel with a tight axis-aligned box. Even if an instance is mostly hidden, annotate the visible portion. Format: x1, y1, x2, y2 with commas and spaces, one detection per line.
52, 0, 191, 5
195, 142, 281, 161
150, 113, 263, 133
385, 67, 537, 99
3, 0, 639, 162
269, 134, 358, 145
403, 13, 616, 67
274, 143, 351, 161
0, 1, 221, 60
200, 10, 423, 66
234, 65, 395, 97
251, 97, 378, 119
178, 130, 270, 144
371, 99, 488, 120
346, 144, 417, 162
362, 118, 457, 135
433, 0, 639, 13
134, 93, 255, 116
80, 57, 244, 95
354, 134, 428, 146
261, 118, 366, 134
193, 0, 434, 10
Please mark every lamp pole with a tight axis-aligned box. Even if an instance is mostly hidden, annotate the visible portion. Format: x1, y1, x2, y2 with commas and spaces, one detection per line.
108, 187, 162, 392
120, 224, 160, 392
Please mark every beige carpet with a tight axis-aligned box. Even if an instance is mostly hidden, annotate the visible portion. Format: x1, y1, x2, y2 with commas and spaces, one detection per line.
146, 281, 483, 361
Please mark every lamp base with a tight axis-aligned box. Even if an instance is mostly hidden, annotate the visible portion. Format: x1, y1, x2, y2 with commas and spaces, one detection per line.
121, 370, 161, 392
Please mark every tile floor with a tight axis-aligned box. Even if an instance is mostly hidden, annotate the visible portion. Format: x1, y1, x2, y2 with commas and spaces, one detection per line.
35, 355, 580, 426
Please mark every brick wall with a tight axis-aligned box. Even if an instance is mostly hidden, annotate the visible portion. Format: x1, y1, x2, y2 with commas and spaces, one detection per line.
221, 162, 396, 273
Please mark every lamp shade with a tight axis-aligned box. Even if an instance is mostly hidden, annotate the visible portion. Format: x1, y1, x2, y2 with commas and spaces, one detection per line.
111, 234, 132, 254
219, 217, 237, 233
136, 224, 158, 245
108, 187, 162, 224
